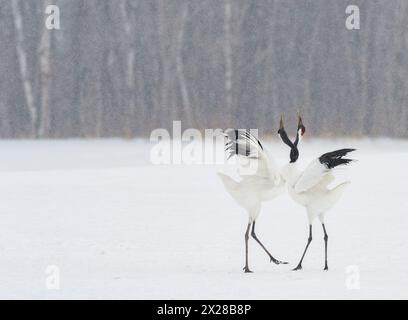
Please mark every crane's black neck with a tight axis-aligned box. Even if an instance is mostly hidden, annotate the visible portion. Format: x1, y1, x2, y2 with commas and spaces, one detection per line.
278, 128, 299, 163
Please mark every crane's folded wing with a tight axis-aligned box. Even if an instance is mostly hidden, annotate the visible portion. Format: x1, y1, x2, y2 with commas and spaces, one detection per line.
294, 159, 329, 193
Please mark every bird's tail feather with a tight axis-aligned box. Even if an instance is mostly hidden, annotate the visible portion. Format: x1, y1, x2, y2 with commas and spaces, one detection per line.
217, 172, 239, 194
329, 181, 351, 204
319, 148, 356, 169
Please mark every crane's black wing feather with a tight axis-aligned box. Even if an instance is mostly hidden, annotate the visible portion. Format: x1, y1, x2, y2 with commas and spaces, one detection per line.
224, 129, 263, 159
319, 148, 356, 169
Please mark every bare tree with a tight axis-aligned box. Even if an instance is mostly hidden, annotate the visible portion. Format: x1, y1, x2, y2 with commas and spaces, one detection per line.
118, 0, 137, 136
38, 0, 53, 138
224, 0, 233, 123
0, 0, 407, 139
176, 2, 193, 126
11, 0, 37, 137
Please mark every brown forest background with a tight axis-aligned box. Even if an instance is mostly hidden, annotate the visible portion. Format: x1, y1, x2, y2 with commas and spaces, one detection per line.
0, 0, 407, 139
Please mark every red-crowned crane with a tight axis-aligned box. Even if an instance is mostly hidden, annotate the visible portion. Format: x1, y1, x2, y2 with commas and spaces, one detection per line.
217, 127, 301, 272
278, 115, 355, 271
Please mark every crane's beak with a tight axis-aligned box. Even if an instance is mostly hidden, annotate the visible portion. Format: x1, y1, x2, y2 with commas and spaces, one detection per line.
297, 114, 303, 127
297, 114, 306, 136
278, 114, 284, 134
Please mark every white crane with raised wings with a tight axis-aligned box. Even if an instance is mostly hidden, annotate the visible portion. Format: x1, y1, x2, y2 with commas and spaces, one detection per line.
217, 124, 302, 273
278, 115, 355, 271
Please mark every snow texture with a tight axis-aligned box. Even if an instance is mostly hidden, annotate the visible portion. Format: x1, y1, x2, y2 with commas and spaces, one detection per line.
0, 139, 407, 299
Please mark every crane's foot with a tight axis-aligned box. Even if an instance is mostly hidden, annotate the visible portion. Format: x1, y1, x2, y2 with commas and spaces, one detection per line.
243, 266, 253, 273
271, 257, 289, 265
324, 265, 329, 271
292, 264, 302, 271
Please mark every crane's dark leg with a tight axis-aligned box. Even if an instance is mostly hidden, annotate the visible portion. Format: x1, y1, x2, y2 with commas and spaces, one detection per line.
251, 221, 288, 265
293, 225, 313, 271
322, 224, 329, 271
243, 223, 253, 273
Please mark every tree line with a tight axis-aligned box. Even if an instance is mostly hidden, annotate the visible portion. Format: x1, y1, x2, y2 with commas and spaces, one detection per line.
0, 0, 407, 139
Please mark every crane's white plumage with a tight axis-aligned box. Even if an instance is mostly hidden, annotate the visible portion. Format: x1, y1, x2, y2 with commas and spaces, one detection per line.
293, 159, 330, 193
281, 162, 350, 222
218, 129, 287, 272
278, 115, 355, 271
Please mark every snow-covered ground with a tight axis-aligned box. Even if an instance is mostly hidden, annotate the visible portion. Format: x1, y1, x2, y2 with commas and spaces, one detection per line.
0, 138, 407, 299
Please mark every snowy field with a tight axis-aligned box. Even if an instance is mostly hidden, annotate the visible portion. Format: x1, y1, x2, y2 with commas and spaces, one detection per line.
0, 138, 407, 299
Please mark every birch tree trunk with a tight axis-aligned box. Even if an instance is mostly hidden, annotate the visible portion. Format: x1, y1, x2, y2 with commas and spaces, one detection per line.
157, 1, 170, 129
303, 11, 321, 136
176, 3, 193, 126
11, 0, 37, 137
358, 8, 373, 136
119, 0, 136, 137
224, 0, 233, 123
38, 0, 52, 138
